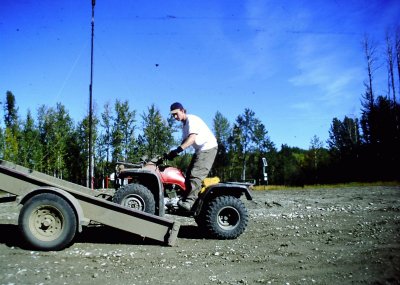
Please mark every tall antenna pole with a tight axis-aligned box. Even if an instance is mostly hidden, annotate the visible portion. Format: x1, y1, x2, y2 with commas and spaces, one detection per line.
88, 0, 95, 189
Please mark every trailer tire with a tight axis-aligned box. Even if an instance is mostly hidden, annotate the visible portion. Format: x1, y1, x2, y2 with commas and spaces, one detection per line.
113, 183, 156, 214
18, 193, 77, 251
201, 195, 248, 239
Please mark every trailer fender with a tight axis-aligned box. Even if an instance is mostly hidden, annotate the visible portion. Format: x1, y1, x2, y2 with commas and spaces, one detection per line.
18, 187, 88, 232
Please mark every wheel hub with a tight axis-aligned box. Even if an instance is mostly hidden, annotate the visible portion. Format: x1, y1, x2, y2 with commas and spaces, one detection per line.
123, 195, 145, 211
30, 207, 63, 240
217, 206, 240, 230
41, 216, 54, 228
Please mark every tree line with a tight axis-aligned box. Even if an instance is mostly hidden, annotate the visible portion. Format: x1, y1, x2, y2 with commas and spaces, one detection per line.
1, 31, 399, 187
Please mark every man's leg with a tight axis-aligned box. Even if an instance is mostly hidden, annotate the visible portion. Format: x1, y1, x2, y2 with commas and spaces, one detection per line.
178, 147, 217, 211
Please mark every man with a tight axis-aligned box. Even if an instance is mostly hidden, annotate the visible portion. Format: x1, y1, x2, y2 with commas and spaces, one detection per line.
166, 102, 218, 211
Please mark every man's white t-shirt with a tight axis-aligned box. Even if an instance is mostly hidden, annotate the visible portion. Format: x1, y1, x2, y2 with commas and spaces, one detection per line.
182, 114, 218, 153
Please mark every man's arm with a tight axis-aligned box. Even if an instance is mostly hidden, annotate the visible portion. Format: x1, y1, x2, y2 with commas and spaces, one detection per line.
180, 133, 197, 150
165, 133, 197, 160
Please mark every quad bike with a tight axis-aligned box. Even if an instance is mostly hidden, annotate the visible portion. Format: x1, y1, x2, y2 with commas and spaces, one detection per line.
112, 156, 253, 239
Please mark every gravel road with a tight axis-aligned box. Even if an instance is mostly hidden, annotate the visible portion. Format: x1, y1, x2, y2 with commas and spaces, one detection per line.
1, 186, 399, 285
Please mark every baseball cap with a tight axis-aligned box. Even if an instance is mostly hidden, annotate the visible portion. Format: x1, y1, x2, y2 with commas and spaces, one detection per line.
170, 102, 184, 114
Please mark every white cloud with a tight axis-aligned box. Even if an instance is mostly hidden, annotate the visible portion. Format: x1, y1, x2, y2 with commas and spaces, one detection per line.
289, 34, 363, 106
290, 101, 313, 111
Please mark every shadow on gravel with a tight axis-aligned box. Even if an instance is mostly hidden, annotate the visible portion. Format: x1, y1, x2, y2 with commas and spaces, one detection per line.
0, 224, 206, 249
177, 225, 206, 239
0, 224, 25, 248
74, 225, 163, 246
75, 224, 207, 244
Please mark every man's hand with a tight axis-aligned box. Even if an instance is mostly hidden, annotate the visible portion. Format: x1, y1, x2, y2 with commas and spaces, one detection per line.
165, 146, 183, 160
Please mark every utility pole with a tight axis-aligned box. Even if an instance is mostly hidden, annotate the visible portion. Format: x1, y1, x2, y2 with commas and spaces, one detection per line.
88, 0, 95, 189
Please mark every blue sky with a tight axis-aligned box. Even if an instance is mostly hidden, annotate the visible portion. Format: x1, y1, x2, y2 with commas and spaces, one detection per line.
1, 0, 399, 149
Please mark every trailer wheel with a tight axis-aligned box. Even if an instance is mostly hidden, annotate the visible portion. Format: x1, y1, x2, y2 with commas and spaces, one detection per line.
200, 196, 248, 239
112, 183, 156, 214
18, 193, 77, 251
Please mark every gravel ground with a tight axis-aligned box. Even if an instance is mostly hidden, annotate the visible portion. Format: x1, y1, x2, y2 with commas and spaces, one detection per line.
0, 186, 399, 285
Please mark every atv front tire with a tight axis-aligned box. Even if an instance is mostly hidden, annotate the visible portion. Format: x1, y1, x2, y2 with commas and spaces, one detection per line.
200, 195, 248, 239
112, 183, 156, 215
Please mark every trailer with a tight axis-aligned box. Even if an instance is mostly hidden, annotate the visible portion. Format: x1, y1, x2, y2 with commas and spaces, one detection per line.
0, 159, 180, 251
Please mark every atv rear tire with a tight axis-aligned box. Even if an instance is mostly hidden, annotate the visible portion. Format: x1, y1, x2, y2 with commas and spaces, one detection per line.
200, 195, 248, 239
112, 183, 156, 215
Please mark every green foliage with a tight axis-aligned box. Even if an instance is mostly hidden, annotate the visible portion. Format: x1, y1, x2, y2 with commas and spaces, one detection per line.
328, 116, 361, 158
360, 96, 400, 181
2, 91, 20, 162
213, 111, 231, 146
36, 103, 75, 178
138, 104, 175, 159
3, 127, 19, 162
3, 91, 19, 133
97, 102, 114, 181
274, 145, 305, 186
19, 110, 42, 169
212, 111, 231, 179
112, 99, 136, 162
228, 108, 275, 181
0, 126, 4, 158
2, 87, 398, 187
